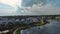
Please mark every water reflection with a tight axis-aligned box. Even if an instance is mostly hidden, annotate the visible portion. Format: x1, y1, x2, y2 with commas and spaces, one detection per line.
21, 20, 60, 34
21, 26, 41, 34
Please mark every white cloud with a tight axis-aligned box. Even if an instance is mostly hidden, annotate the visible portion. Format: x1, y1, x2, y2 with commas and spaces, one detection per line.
0, 0, 60, 16
18, 4, 60, 15
0, 0, 22, 8
21, 0, 47, 7
0, 0, 22, 16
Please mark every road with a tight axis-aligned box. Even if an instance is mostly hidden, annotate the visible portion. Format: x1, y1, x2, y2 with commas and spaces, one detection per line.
13, 27, 24, 34
13, 28, 19, 34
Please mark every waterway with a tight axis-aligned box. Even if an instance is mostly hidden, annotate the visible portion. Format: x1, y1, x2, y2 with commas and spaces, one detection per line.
21, 20, 60, 34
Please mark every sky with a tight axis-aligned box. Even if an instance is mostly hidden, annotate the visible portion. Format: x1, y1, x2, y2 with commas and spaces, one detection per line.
0, 0, 60, 16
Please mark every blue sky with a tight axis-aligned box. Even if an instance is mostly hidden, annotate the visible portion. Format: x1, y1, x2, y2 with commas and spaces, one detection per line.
0, 0, 60, 16
47, 0, 60, 8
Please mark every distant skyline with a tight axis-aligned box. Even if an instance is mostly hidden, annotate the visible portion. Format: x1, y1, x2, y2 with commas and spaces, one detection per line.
0, 0, 60, 16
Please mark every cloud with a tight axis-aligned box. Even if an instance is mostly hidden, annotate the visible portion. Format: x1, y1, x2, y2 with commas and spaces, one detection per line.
22, 0, 47, 7
0, 3, 14, 9
29, 4, 60, 15
17, 0, 60, 15
0, 3, 17, 16
0, 0, 22, 16
0, 0, 22, 8
0, 0, 60, 16
47, 0, 60, 8
17, 1, 60, 15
